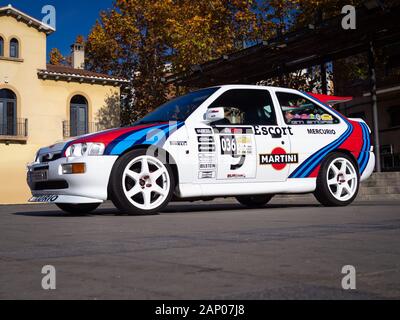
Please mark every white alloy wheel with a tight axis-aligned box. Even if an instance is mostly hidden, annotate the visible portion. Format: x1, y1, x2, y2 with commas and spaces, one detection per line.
122, 155, 170, 210
326, 157, 358, 202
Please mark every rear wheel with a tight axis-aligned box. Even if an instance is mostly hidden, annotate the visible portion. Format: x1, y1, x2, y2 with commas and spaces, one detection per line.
109, 149, 175, 215
236, 194, 274, 208
56, 203, 100, 214
314, 152, 359, 207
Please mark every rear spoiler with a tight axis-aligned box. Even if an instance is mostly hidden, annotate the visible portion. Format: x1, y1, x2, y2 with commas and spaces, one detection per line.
307, 93, 353, 105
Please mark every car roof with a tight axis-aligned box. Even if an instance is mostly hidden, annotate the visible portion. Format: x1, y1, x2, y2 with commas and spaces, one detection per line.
206, 84, 299, 92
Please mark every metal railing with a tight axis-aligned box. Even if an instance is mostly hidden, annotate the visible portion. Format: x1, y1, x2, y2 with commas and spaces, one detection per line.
62, 120, 101, 137
381, 153, 400, 172
0, 118, 28, 139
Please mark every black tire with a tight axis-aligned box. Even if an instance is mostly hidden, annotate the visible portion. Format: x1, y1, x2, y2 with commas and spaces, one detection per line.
109, 149, 175, 215
236, 194, 274, 208
314, 152, 360, 207
56, 203, 100, 214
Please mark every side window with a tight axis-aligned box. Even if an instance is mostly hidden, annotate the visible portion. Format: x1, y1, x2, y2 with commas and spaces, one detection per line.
208, 89, 277, 125
0, 36, 4, 57
276, 92, 339, 125
10, 38, 19, 58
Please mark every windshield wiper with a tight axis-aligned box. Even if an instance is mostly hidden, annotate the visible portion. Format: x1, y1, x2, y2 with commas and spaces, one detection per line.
136, 119, 184, 125
135, 120, 166, 125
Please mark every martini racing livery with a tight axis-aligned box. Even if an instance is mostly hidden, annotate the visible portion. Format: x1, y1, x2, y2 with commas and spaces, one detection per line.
27, 85, 375, 214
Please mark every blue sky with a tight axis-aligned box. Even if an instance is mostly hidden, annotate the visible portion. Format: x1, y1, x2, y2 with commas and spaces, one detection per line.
2, 0, 113, 59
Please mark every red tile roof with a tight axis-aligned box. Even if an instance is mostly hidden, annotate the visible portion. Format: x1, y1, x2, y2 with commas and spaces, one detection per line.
37, 64, 129, 86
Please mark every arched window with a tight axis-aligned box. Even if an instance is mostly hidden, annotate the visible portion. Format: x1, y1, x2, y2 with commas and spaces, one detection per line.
0, 89, 17, 136
0, 36, 4, 56
70, 95, 88, 136
10, 38, 19, 58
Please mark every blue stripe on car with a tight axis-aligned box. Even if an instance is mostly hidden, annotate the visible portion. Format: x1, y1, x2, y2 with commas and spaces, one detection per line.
105, 122, 184, 155
104, 124, 166, 155
357, 122, 367, 170
358, 122, 370, 174
290, 124, 353, 178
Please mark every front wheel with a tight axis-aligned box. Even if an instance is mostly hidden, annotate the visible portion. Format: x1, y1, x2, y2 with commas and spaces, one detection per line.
109, 149, 175, 215
314, 152, 359, 207
236, 194, 274, 208
56, 203, 100, 214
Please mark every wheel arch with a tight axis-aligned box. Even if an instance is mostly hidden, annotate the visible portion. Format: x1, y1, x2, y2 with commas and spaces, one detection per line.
332, 148, 359, 171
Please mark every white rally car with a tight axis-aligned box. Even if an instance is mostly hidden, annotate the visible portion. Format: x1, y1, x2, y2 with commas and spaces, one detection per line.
27, 85, 375, 214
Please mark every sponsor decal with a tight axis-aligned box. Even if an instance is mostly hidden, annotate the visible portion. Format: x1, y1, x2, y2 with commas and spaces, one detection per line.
198, 144, 216, 152
214, 126, 254, 135
227, 173, 246, 179
199, 163, 216, 170
290, 120, 304, 124
199, 153, 216, 163
254, 126, 293, 137
198, 153, 216, 171
195, 128, 213, 134
198, 171, 215, 179
220, 135, 252, 155
169, 141, 188, 146
307, 128, 336, 135
236, 136, 253, 155
220, 136, 237, 155
30, 195, 59, 203
197, 136, 214, 143
259, 147, 298, 170
321, 114, 333, 121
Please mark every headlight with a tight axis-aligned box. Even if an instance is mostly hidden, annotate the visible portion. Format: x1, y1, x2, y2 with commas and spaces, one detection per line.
88, 143, 105, 156
65, 142, 105, 157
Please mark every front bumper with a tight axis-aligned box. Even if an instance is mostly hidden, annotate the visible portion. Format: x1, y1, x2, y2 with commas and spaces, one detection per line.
27, 155, 118, 203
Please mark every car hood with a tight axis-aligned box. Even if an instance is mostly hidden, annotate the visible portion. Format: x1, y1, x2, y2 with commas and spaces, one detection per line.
39, 122, 184, 157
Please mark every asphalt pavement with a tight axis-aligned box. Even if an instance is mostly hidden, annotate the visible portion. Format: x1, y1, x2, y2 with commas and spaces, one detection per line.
0, 197, 399, 299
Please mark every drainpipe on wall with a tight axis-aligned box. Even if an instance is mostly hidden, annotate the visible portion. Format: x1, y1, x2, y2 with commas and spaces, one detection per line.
368, 41, 381, 172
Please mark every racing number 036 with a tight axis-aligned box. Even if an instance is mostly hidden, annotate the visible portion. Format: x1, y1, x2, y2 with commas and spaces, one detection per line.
220, 136, 237, 154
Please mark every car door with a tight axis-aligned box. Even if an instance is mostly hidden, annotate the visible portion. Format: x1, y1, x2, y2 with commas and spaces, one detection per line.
206, 88, 290, 182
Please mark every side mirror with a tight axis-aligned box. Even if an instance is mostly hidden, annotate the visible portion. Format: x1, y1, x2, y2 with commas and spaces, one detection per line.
204, 107, 224, 123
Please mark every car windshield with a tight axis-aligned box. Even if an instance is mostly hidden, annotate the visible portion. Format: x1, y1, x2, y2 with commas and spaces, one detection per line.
136, 87, 219, 124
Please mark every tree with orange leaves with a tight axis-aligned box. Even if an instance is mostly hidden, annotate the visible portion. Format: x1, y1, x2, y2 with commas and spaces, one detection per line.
49, 48, 65, 65
85, 0, 263, 124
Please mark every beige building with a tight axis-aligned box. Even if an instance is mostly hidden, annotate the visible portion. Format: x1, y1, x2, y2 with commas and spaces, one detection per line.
0, 5, 128, 204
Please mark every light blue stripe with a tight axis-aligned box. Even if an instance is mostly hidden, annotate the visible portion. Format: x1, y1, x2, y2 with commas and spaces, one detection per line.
109, 124, 168, 155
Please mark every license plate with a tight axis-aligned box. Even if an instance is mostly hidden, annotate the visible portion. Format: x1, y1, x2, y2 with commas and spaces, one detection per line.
29, 170, 48, 182
29, 195, 59, 203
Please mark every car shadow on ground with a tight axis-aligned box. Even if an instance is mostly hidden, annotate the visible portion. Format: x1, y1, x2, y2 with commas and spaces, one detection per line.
12, 202, 321, 217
